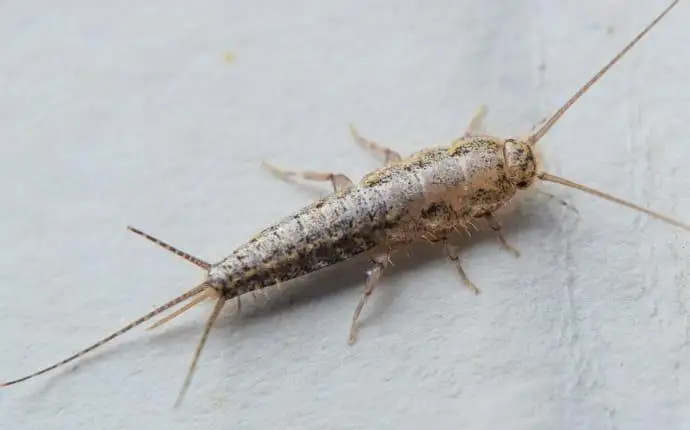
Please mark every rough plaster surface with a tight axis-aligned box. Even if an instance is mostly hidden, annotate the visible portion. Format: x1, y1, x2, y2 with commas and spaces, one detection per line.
1, 1, 690, 429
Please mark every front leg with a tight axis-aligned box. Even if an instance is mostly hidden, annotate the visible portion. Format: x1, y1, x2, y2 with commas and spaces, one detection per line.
484, 213, 520, 258
463, 104, 489, 137
444, 240, 480, 295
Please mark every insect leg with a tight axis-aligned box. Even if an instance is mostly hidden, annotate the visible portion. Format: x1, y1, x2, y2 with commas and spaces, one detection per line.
463, 104, 489, 137
262, 161, 353, 192
348, 124, 402, 165
484, 213, 520, 258
444, 240, 480, 295
348, 252, 390, 345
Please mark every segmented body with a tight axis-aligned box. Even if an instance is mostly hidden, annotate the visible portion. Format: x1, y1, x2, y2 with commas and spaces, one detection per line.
207, 136, 536, 298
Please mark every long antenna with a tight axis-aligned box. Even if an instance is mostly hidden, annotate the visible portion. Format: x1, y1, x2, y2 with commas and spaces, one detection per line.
1, 284, 208, 387
528, 0, 680, 145
538, 172, 690, 232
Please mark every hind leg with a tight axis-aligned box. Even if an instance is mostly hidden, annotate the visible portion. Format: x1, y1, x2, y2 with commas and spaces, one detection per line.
262, 161, 353, 192
348, 124, 402, 166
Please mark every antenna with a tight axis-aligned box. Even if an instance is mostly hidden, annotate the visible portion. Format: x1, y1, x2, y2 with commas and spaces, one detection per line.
528, 0, 680, 145
538, 172, 690, 232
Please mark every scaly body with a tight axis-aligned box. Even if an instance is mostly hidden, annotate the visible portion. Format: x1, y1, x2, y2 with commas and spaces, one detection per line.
2, 0, 685, 408
211, 136, 533, 299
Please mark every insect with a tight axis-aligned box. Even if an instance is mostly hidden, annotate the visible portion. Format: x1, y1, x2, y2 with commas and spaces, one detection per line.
2, 0, 686, 407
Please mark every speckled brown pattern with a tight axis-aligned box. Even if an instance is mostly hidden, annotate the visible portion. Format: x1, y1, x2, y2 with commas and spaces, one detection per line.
206, 136, 537, 299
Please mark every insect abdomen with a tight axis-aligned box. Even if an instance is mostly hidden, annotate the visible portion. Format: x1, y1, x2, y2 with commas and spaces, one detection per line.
212, 137, 519, 297
210, 188, 395, 296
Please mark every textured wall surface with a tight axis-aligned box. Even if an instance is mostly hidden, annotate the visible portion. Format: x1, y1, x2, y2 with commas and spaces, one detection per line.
2, 1, 690, 429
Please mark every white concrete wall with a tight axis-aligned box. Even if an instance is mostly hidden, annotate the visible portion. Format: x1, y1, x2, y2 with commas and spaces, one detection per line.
1, 1, 689, 429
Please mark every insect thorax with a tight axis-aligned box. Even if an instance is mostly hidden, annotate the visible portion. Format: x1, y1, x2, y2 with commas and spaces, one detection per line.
431, 136, 525, 217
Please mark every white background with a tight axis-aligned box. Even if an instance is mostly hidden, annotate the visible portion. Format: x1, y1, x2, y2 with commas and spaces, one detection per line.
2, 1, 690, 429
